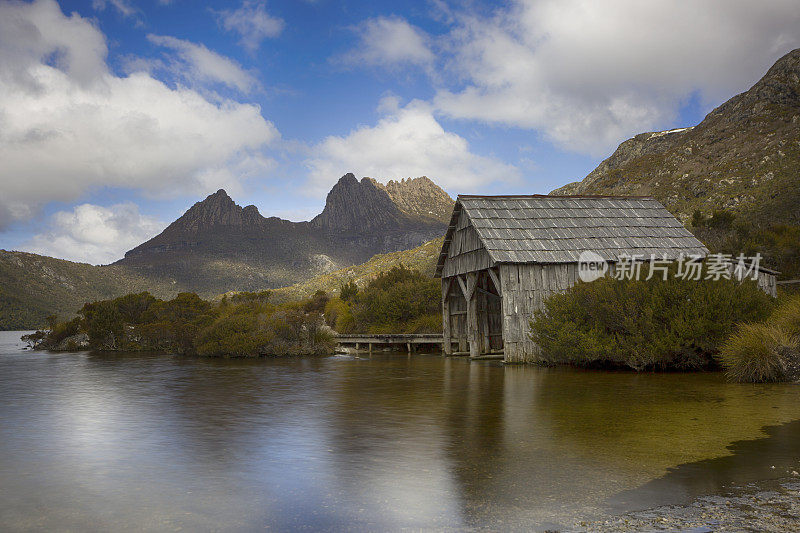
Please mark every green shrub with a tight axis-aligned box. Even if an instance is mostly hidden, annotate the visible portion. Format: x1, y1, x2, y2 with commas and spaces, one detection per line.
347, 265, 441, 334
196, 313, 272, 357
303, 290, 329, 313
339, 280, 358, 302
323, 296, 349, 329
770, 294, 800, 337
405, 313, 443, 334
30, 285, 351, 357
718, 324, 799, 383
530, 274, 774, 371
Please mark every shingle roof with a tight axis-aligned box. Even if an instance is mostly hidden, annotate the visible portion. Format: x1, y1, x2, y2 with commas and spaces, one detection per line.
435, 195, 708, 276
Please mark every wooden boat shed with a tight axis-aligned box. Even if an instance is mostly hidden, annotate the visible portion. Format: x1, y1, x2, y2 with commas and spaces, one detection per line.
435, 195, 728, 363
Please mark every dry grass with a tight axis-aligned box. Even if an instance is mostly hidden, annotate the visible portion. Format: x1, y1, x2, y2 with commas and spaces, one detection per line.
718, 324, 799, 383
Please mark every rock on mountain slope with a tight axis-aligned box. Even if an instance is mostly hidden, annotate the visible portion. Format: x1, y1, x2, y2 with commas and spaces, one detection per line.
553, 48, 800, 228
372, 176, 454, 224
118, 173, 453, 296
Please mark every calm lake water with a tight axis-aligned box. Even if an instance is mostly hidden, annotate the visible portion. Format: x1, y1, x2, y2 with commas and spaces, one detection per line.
2, 330, 800, 531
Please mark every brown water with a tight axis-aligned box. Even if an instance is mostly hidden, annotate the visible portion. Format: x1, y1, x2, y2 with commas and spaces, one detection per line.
2, 330, 800, 531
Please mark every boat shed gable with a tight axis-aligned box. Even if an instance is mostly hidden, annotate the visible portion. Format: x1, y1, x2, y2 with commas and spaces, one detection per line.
435, 195, 708, 277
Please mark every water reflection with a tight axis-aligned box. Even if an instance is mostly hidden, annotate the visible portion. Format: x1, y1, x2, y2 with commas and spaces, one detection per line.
1, 332, 800, 531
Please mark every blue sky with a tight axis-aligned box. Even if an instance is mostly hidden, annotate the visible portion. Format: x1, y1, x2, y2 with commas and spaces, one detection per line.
1, 0, 799, 264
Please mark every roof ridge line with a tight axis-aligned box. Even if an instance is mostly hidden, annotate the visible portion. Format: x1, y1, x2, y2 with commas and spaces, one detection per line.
457, 194, 656, 199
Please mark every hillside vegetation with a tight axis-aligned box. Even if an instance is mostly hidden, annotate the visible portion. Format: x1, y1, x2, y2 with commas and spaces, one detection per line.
0, 251, 179, 330
270, 237, 443, 302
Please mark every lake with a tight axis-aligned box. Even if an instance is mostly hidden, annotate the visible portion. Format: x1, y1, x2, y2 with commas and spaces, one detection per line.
2, 330, 800, 531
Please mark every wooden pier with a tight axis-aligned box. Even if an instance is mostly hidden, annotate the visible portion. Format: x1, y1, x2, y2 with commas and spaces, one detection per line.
335, 334, 444, 354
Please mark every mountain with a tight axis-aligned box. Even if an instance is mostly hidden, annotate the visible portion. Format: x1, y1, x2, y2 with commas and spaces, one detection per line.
271, 237, 444, 302
0, 174, 453, 328
553, 49, 800, 225
118, 173, 453, 296
552, 48, 800, 276
0, 251, 180, 330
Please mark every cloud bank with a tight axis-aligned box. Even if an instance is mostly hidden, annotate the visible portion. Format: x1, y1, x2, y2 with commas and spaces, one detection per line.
434, 0, 800, 154
0, 0, 279, 229
306, 98, 518, 195
23, 203, 163, 265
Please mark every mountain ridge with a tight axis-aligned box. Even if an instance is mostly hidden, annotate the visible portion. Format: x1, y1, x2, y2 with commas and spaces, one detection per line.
118, 173, 454, 295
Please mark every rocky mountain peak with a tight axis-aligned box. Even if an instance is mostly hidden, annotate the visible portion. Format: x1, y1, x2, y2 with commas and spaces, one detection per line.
164, 189, 266, 233
311, 173, 405, 232
702, 48, 800, 128
373, 176, 454, 223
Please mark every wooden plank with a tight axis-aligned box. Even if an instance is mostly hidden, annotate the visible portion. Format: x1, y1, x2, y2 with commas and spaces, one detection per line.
442, 278, 452, 355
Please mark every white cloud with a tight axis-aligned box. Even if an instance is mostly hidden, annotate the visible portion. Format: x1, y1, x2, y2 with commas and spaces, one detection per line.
0, 0, 279, 229
92, 0, 137, 18
435, 0, 800, 154
339, 16, 434, 70
215, 1, 284, 52
22, 203, 164, 265
306, 99, 518, 195
146, 34, 260, 93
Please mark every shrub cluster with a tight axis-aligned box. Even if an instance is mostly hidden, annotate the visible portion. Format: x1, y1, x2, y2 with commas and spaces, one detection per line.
27, 265, 444, 355
530, 273, 774, 371
333, 265, 442, 334
718, 295, 800, 382
692, 209, 800, 280
28, 290, 334, 357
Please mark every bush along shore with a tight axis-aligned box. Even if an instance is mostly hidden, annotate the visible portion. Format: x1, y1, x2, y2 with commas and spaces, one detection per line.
23, 291, 335, 357
530, 272, 800, 382
22, 265, 443, 357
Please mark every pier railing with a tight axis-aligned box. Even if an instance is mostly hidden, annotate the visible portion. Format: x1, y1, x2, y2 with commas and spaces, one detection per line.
335, 334, 443, 354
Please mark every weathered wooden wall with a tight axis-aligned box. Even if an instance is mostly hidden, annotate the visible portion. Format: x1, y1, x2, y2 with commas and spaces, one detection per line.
441, 209, 493, 278
759, 271, 778, 297
729, 267, 777, 297
500, 263, 580, 363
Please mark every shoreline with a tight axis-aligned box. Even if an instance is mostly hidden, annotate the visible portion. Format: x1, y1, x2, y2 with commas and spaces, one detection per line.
574, 476, 800, 532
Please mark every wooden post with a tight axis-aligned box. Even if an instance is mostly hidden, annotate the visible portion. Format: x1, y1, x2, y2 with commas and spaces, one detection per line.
457, 275, 469, 352
406, 342, 412, 353
442, 278, 452, 355
467, 272, 480, 358
480, 277, 490, 353
368, 342, 372, 354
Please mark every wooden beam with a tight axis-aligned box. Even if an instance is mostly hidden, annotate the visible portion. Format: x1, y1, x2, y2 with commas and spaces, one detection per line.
467, 272, 480, 358
480, 291, 490, 353
457, 274, 469, 300
466, 272, 478, 300
442, 277, 453, 301
476, 286, 500, 298
441, 278, 452, 355
487, 267, 501, 293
